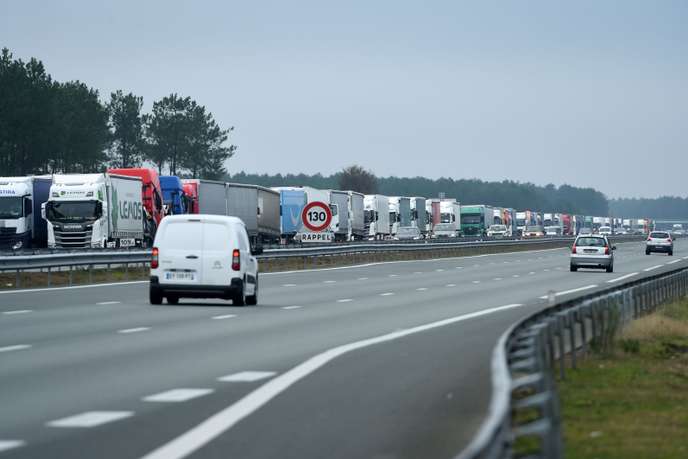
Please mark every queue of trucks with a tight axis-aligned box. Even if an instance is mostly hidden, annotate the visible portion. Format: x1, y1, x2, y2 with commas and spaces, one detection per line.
0, 171, 662, 250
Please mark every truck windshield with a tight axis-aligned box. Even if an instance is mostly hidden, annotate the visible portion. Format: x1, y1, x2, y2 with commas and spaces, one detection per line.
364, 210, 375, 223
461, 215, 482, 225
46, 201, 100, 222
0, 197, 23, 219
440, 213, 453, 223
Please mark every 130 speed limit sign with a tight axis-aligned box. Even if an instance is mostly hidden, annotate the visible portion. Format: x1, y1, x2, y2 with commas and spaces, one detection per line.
302, 201, 332, 232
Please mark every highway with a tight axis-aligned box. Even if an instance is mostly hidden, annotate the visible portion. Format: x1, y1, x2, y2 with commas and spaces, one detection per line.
1, 239, 687, 459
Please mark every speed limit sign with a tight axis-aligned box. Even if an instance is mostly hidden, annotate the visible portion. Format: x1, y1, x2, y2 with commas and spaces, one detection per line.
302, 201, 332, 232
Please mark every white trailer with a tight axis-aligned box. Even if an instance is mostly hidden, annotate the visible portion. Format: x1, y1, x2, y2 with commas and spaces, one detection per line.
364, 194, 390, 239
434, 199, 461, 238
347, 191, 365, 241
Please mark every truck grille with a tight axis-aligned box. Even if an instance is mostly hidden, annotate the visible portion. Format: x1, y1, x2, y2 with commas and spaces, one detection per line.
54, 229, 93, 248
0, 227, 18, 244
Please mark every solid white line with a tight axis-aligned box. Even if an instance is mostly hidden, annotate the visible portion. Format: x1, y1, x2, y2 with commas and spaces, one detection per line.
667, 259, 681, 265
117, 327, 150, 334
683, 256, 688, 260
212, 314, 237, 320
281, 306, 302, 310
47, 411, 133, 428
337, 299, 353, 303
643, 265, 663, 272
2, 309, 32, 315
218, 371, 277, 382
0, 344, 31, 353
0, 280, 147, 295
416, 287, 428, 291
539, 284, 598, 299
144, 389, 214, 403
141, 303, 526, 459
379, 292, 395, 296
0, 440, 25, 453
96, 301, 120, 305
606, 272, 639, 284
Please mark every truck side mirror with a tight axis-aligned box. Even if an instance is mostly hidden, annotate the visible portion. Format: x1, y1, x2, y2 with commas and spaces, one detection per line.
24, 198, 32, 216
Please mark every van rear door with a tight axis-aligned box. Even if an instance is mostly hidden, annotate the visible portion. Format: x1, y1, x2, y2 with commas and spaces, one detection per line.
201, 220, 234, 286
159, 219, 203, 285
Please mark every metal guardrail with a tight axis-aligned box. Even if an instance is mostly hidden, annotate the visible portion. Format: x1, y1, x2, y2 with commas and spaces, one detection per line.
456, 263, 688, 459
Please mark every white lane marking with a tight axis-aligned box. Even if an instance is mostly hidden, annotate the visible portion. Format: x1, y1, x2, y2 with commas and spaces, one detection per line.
513, 274, 520, 278
337, 299, 353, 303
413, 272, 423, 275
543, 269, 550, 272
539, 284, 598, 299
323, 280, 336, 284
667, 259, 681, 265
281, 306, 302, 310
144, 389, 214, 403
117, 327, 150, 334
357, 277, 369, 281
218, 371, 277, 382
380, 292, 395, 296
529, 272, 536, 275
555, 267, 563, 270
643, 265, 663, 272
455, 266, 463, 269
416, 287, 428, 291
141, 303, 526, 459
606, 272, 639, 284
0, 344, 31, 353
0, 280, 147, 295
435, 269, 444, 272
683, 256, 688, 260
97, 301, 120, 305
47, 411, 133, 428
2, 309, 32, 315
0, 440, 25, 453
472, 280, 481, 284
388, 274, 399, 277
503, 261, 510, 264
446, 284, 456, 287
212, 314, 237, 320
282, 284, 297, 287
493, 278, 503, 281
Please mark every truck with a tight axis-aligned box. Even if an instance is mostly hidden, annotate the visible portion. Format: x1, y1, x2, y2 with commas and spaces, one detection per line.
388, 197, 412, 236
434, 199, 461, 238
159, 175, 187, 215
197, 180, 280, 244
0, 176, 52, 250
45, 173, 145, 248
329, 190, 351, 242
107, 168, 165, 242
272, 186, 340, 241
410, 197, 428, 237
516, 210, 537, 236
460, 205, 491, 237
181, 179, 199, 214
364, 194, 390, 239
544, 213, 563, 236
347, 191, 366, 241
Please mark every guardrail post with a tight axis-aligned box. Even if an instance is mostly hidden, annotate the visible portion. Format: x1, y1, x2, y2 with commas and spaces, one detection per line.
567, 310, 577, 369
47, 267, 51, 287
124, 262, 129, 281
15, 269, 20, 289
68, 265, 73, 286
89, 264, 93, 284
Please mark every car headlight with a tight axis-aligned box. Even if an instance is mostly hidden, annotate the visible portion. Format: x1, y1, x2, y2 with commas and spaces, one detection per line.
12, 241, 23, 250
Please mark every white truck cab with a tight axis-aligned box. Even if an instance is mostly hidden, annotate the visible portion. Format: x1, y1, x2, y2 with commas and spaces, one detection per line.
150, 215, 262, 306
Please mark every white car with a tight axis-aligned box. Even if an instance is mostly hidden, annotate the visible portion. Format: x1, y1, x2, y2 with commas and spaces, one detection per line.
646, 231, 673, 256
570, 234, 615, 272
598, 226, 612, 236
149, 215, 261, 305
487, 224, 508, 238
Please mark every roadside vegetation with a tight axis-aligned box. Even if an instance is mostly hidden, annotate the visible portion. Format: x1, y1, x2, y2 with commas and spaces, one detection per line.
560, 299, 688, 459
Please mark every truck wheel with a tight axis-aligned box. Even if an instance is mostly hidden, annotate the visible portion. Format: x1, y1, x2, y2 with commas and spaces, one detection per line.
149, 289, 163, 305
246, 275, 258, 306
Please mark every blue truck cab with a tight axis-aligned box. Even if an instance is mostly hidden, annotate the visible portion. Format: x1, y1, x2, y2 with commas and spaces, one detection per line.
160, 176, 187, 215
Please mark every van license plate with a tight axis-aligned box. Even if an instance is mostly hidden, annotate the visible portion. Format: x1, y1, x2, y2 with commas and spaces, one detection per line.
165, 272, 196, 281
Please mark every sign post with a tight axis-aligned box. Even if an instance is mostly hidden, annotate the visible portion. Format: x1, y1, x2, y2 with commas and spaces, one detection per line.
298, 201, 333, 242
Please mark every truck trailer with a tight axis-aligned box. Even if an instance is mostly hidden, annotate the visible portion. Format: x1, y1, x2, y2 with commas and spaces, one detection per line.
347, 191, 365, 241
45, 173, 145, 248
410, 197, 428, 236
364, 194, 390, 239
0, 176, 52, 250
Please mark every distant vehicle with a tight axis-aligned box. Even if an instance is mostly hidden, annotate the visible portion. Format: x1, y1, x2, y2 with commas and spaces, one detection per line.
646, 231, 673, 256
410, 197, 428, 237
149, 215, 262, 306
523, 225, 545, 237
570, 234, 615, 272
388, 196, 412, 237
0, 176, 51, 250
347, 191, 366, 241
394, 226, 421, 241
460, 205, 491, 237
672, 224, 684, 237
434, 199, 461, 238
545, 226, 562, 236
273, 186, 339, 241
598, 226, 612, 236
45, 173, 145, 249
487, 224, 508, 238
578, 227, 592, 236
108, 168, 165, 241
364, 194, 391, 239
181, 179, 199, 214
159, 176, 187, 215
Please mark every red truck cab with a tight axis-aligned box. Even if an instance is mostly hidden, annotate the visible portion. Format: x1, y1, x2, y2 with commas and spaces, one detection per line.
562, 214, 573, 236
107, 168, 165, 234
182, 179, 200, 214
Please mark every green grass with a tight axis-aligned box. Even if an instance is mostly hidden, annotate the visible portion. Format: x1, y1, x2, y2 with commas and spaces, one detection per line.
560, 300, 688, 459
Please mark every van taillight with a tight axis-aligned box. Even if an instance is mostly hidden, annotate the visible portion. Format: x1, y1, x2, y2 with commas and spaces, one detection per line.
571, 245, 576, 254
232, 249, 241, 271
604, 246, 610, 255
151, 247, 159, 269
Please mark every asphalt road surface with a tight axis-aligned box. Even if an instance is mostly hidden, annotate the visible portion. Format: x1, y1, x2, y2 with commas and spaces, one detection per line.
1, 239, 686, 459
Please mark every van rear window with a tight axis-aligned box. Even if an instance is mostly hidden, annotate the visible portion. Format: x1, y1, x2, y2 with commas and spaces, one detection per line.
576, 237, 606, 247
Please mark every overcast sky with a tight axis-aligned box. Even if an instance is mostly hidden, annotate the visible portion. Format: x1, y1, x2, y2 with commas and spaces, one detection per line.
3, 1, 687, 198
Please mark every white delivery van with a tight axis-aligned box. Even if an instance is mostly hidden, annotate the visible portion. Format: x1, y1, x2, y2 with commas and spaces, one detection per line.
149, 215, 262, 306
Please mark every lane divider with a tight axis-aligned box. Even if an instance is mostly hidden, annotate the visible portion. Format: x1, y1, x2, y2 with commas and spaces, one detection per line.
143, 389, 214, 403
0, 344, 31, 353
0, 440, 25, 453
539, 284, 598, 299
117, 327, 150, 334
2, 310, 32, 315
606, 272, 639, 284
643, 265, 664, 272
47, 411, 133, 428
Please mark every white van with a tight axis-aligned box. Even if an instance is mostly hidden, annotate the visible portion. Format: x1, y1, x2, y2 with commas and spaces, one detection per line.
149, 215, 261, 305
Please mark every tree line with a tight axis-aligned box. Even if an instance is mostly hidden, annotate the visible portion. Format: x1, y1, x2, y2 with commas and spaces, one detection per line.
229, 166, 611, 216
610, 197, 688, 220
0, 47, 235, 179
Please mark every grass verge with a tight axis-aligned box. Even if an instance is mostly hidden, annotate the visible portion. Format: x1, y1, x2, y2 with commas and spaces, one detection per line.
560, 299, 688, 459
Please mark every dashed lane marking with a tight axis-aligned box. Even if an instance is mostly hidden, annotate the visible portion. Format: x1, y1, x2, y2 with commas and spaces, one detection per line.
144, 389, 214, 403
539, 284, 598, 299
0, 441, 25, 453
97, 301, 121, 305
643, 265, 664, 272
380, 292, 395, 296
47, 411, 134, 428
358, 277, 369, 281
117, 327, 150, 334
281, 306, 302, 310
416, 287, 428, 291
218, 371, 277, 383
212, 314, 237, 320
2, 310, 32, 315
337, 299, 353, 303
606, 273, 639, 284
0, 344, 31, 353
446, 284, 456, 287
282, 284, 297, 287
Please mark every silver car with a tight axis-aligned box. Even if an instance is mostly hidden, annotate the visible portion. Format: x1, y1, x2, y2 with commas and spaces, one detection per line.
570, 235, 615, 272
646, 231, 673, 256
